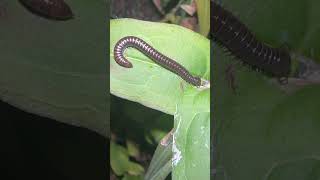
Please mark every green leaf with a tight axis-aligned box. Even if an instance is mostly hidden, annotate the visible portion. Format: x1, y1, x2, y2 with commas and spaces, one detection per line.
195, 0, 210, 36
173, 88, 210, 179
0, 0, 108, 137
214, 0, 320, 179
110, 141, 145, 176
110, 19, 210, 115
150, 129, 169, 143
145, 131, 173, 180
126, 140, 140, 158
111, 141, 130, 176
122, 174, 144, 180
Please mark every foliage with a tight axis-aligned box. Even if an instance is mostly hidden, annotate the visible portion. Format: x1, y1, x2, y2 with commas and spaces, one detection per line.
0, 0, 108, 137
110, 18, 210, 179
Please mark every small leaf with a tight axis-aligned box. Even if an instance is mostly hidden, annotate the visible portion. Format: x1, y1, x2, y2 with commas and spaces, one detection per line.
110, 141, 130, 176
110, 142, 145, 176
126, 140, 140, 158
127, 162, 144, 176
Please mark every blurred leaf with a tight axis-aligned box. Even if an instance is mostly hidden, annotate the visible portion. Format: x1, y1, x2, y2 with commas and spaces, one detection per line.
195, 0, 210, 36
126, 140, 140, 158
214, 0, 320, 179
127, 163, 145, 176
110, 19, 210, 115
122, 174, 144, 180
0, 0, 108, 137
111, 141, 130, 176
150, 129, 169, 143
111, 141, 145, 176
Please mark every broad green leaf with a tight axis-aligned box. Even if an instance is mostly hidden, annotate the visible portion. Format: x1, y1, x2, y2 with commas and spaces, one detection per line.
214, 0, 320, 179
0, 0, 108, 137
195, 0, 210, 36
110, 19, 210, 115
173, 88, 210, 179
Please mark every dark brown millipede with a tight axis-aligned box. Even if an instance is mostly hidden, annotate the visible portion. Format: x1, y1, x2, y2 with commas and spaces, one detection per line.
19, 0, 73, 20
211, 0, 291, 83
113, 36, 204, 87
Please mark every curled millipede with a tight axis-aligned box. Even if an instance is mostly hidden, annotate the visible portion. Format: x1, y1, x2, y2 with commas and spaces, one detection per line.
211, 1, 291, 83
19, 0, 73, 20
113, 36, 203, 87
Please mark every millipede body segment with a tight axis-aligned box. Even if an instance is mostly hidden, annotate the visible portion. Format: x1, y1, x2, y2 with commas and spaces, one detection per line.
19, 0, 73, 20
113, 36, 203, 87
211, 1, 291, 79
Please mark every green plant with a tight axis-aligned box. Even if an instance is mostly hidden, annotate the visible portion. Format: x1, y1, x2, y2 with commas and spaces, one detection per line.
110, 18, 210, 179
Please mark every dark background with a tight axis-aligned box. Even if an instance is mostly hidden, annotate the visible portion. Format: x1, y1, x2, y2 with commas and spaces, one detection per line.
0, 100, 107, 180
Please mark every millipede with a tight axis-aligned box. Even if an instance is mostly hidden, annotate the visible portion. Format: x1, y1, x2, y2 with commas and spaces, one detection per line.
19, 0, 73, 20
211, 0, 291, 83
113, 36, 206, 87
